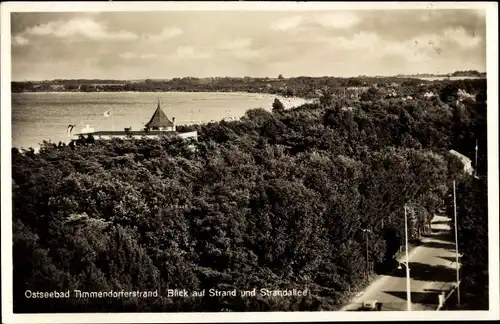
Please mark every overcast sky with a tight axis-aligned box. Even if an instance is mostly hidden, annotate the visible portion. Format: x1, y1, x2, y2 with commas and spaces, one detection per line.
10, 9, 486, 81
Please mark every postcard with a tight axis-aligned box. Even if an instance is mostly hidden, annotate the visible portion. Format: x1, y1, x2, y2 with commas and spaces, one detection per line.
1, 1, 498, 323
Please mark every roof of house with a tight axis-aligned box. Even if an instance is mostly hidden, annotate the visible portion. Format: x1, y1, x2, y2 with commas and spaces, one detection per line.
449, 149, 472, 164
144, 100, 174, 128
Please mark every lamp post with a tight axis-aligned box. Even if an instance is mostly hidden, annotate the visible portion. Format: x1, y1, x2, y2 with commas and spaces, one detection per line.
400, 205, 412, 311
362, 228, 372, 282
474, 139, 479, 179
398, 261, 412, 311
453, 180, 461, 306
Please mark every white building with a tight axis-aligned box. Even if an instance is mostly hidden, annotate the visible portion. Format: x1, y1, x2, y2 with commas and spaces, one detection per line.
70, 100, 198, 143
449, 149, 474, 175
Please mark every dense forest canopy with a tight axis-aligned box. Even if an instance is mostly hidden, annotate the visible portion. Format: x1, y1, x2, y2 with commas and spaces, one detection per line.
12, 77, 488, 312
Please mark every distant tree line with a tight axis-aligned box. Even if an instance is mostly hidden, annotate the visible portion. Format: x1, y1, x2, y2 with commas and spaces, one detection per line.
450, 70, 486, 77
396, 70, 486, 78
12, 78, 488, 312
12, 76, 395, 98
7, 75, 441, 98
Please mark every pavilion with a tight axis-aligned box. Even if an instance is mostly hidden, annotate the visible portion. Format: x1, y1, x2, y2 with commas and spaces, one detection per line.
69, 99, 198, 142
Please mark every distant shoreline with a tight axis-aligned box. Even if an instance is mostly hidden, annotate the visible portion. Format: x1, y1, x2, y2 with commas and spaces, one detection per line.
396, 75, 486, 80
11, 71, 487, 84
395, 73, 486, 78
11, 73, 486, 100
11, 91, 312, 106
11, 87, 317, 100
11, 87, 313, 99
11, 90, 298, 96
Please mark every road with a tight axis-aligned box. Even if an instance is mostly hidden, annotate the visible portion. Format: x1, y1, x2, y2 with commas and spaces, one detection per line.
341, 213, 460, 311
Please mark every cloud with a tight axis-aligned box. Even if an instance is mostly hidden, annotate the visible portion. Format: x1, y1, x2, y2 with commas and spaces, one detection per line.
19, 17, 138, 42
390, 27, 482, 62
388, 39, 437, 64
120, 52, 159, 60
176, 46, 196, 57
12, 35, 29, 46
146, 27, 183, 41
474, 9, 486, 17
218, 38, 252, 50
316, 23, 483, 64
320, 32, 379, 53
140, 53, 159, 59
442, 27, 482, 48
165, 46, 211, 60
270, 15, 304, 31
233, 49, 262, 59
216, 38, 262, 59
270, 12, 361, 32
380, 28, 482, 64
11, 10, 486, 80
315, 12, 361, 29
120, 52, 137, 59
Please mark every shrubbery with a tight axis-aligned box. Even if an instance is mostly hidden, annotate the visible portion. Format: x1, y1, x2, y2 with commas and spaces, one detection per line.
12, 78, 488, 312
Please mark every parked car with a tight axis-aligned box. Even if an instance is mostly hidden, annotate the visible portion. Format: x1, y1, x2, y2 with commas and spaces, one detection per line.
359, 300, 383, 311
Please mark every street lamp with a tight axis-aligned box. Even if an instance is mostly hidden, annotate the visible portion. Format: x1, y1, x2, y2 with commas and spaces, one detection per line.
397, 262, 411, 311
362, 228, 372, 283
453, 180, 461, 306
400, 205, 412, 311
474, 139, 478, 178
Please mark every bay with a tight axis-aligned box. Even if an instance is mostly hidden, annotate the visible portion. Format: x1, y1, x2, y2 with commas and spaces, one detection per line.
12, 91, 308, 150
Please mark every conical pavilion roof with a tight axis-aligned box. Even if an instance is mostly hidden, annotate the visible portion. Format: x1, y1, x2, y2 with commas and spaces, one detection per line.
145, 100, 173, 128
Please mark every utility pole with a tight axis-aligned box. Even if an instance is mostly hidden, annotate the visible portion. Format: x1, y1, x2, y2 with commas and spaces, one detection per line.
366, 230, 369, 282
404, 205, 412, 311
366, 232, 369, 275
362, 228, 372, 282
453, 180, 461, 306
475, 139, 478, 177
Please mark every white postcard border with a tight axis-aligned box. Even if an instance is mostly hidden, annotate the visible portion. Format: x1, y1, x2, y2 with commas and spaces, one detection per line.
1, 1, 498, 323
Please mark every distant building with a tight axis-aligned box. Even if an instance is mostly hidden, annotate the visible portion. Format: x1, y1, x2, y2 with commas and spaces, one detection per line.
423, 92, 435, 99
449, 150, 474, 175
457, 89, 476, 102
144, 99, 175, 131
70, 99, 198, 143
49, 84, 65, 91
71, 129, 198, 142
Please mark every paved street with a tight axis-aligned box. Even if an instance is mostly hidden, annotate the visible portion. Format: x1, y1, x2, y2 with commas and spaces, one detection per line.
341, 213, 460, 311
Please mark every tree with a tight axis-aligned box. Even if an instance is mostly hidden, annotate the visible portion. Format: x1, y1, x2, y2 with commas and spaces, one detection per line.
11, 76, 488, 312
272, 98, 285, 114
360, 87, 381, 102
448, 177, 488, 310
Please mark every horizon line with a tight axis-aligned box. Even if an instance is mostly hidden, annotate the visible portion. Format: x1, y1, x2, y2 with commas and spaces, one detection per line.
11, 71, 488, 83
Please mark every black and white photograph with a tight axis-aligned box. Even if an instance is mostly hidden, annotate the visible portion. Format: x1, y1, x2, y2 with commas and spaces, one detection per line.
1, 1, 498, 323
